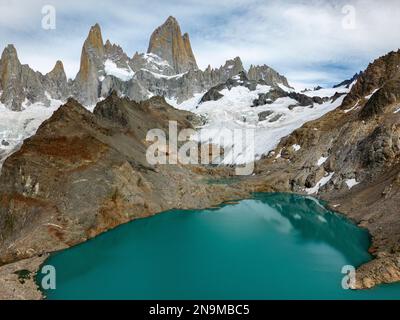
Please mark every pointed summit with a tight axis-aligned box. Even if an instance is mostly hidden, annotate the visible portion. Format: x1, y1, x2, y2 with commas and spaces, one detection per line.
86, 23, 104, 53
74, 23, 106, 105
49, 60, 65, 75
44, 60, 68, 99
1, 44, 19, 61
78, 23, 105, 81
0, 45, 24, 110
147, 16, 198, 74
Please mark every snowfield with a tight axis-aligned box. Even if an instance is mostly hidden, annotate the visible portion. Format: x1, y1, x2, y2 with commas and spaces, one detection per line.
0, 99, 63, 168
104, 59, 135, 81
169, 83, 350, 164
302, 83, 354, 98
0, 77, 352, 169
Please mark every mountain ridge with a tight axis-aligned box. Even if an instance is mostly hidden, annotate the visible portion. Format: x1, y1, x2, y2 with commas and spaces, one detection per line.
0, 16, 292, 110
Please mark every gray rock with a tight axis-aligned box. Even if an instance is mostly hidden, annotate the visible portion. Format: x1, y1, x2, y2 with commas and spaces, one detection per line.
258, 110, 273, 121
248, 64, 292, 88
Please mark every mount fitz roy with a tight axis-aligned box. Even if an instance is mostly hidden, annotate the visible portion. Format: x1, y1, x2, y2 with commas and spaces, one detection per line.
0, 16, 290, 111
0, 15, 399, 299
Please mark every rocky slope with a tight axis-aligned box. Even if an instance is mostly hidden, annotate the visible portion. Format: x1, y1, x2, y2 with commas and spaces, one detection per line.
1, 15, 399, 299
253, 49, 400, 289
248, 64, 292, 89
0, 93, 248, 270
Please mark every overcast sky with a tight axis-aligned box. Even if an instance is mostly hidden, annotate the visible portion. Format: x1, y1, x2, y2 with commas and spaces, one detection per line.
1, 0, 399, 89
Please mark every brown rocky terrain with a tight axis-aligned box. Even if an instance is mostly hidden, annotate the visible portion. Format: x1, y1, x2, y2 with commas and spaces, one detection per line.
0, 92, 249, 299
0, 25, 399, 299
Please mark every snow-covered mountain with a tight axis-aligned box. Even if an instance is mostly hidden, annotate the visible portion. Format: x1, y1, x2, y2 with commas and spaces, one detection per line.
169, 72, 354, 164
0, 15, 355, 167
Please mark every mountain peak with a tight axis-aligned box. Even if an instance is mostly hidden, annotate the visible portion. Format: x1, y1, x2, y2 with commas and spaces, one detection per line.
1, 44, 19, 63
147, 16, 198, 74
248, 63, 292, 88
166, 15, 178, 25
52, 60, 64, 72
85, 23, 104, 51
46, 60, 66, 80
3, 44, 17, 54
74, 24, 106, 104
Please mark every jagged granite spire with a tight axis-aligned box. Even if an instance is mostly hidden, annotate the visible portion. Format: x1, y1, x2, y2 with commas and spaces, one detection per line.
74, 23, 105, 105
0, 45, 24, 110
44, 60, 69, 100
147, 16, 198, 74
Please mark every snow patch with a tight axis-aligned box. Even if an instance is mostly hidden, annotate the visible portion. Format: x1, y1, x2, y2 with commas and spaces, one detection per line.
305, 172, 334, 195
344, 101, 359, 113
166, 93, 204, 112
365, 88, 379, 100
303, 85, 350, 98
104, 59, 134, 81
143, 53, 170, 67
174, 84, 346, 164
345, 178, 359, 189
0, 98, 64, 169
141, 68, 186, 80
278, 84, 294, 92
317, 156, 328, 166
292, 144, 301, 151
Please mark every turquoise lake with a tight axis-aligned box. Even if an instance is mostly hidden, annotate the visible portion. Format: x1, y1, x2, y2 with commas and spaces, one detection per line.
39, 193, 400, 299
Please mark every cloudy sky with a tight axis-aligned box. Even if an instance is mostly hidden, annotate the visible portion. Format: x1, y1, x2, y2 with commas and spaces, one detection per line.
1, 0, 399, 89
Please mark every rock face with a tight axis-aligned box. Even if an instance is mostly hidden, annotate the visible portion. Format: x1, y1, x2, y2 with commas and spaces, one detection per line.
43, 61, 69, 100
254, 49, 400, 289
147, 16, 198, 74
333, 72, 361, 89
0, 94, 247, 266
0, 45, 47, 110
0, 45, 69, 110
248, 64, 292, 88
73, 23, 105, 105
0, 45, 25, 110
342, 50, 400, 110
0, 17, 293, 110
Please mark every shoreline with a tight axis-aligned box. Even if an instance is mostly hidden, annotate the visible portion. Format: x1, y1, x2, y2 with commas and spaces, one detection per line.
1, 190, 397, 300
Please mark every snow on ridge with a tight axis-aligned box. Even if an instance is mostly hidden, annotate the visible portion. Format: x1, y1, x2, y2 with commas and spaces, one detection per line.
143, 53, 170, 67
303, 84, 351, 98
141, 68, 187, 80
104, 59, 135, 81
317, 156, 328, 166
0, 97, 64, 170
278, 83, 294, 92
305, 172, 334, 195
365, 88, 379, 100
174, 83, 347, 165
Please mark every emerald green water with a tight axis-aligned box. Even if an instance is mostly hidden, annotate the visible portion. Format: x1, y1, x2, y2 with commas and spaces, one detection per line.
39, 193, 400, 299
